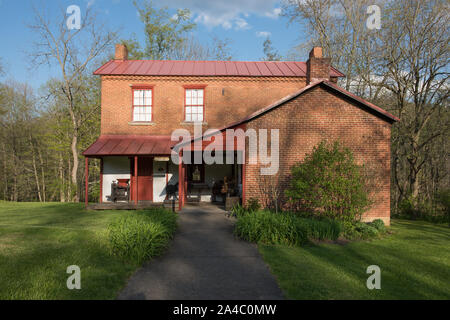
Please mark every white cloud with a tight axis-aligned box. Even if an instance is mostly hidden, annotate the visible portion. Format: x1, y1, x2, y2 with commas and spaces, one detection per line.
256, 31, 271, 38
159, 0, 279, 29
235, 18, 250, 30
264, 8, 282, 19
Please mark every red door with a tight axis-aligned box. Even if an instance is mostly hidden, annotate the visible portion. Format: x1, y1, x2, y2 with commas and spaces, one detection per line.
131, 157, 153, 201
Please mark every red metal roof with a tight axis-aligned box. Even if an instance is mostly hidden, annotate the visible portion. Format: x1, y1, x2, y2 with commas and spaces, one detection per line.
94, 60, 345, 78
83, 135, 176, 157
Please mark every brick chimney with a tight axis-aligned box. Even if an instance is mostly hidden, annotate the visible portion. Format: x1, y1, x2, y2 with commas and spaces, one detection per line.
115, 44, 128, 61
306, 47, 331, 84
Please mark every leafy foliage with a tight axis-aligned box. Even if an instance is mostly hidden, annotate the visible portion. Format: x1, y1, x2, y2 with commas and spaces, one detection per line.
234, 211, 341, 245
285, 141, 371, 222
134, 1, 195, 60
235, 211, 308, 246
108, 208, 177, 264
370, 219, 387, 233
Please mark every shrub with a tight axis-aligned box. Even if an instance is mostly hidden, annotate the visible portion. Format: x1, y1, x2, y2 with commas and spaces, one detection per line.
355, 222, 379, 239
340, 221, 380, 240
229, 198, 261, 218
234, 210, 341, 245
229, 204, 248, 218
340, 221, 361, 240
246, 197, 261, 212
285, 140, 371, 222
235, 211, 308, 246
370, 219, 387, 233
297, 217, 341, 241
108, 208, 177, 264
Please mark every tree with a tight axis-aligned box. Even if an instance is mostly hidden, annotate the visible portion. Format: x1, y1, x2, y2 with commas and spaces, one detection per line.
283, 0, 450, 214
119, 36, 145, 60
134, 1, 196, 60
262, 37, 282, 61
29, 6, 116, 201
283, 0, 376, 91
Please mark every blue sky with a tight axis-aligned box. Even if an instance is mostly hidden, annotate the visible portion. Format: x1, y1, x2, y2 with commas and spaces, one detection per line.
0, 0, 308, 90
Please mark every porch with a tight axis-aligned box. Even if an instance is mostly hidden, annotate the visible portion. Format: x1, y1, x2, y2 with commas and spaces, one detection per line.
83, 135, 245, 211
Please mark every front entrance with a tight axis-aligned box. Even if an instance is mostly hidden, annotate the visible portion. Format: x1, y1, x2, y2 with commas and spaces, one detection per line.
131, 157, 153, 201
153, 159, 167, 202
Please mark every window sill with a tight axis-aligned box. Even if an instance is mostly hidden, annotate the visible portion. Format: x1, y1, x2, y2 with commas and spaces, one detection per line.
128, 121, 155, 126
180, 121, 208, 126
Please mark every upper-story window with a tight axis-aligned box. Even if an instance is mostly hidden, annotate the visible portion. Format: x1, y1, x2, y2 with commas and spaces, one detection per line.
185, 88, 204, 122
133, 89, 152, 122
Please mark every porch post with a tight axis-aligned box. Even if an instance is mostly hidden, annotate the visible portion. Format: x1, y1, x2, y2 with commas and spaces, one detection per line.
85, 157, 89, 208
242, 154, 246, 206
99, 158, 103, 203
178, 151, 183, 211
134, 156, 138, 205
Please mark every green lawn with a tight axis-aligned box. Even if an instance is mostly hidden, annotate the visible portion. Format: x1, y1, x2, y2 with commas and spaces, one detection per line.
0, 202, 143, 299
259, 220, 450, 299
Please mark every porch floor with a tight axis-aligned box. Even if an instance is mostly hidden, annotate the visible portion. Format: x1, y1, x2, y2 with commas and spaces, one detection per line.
87, 201, 164, 210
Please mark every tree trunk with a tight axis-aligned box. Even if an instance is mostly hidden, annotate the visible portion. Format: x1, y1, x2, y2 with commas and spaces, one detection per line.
70, 131, 79, 202
59, 153, 65, 202
29, 135, 42, 202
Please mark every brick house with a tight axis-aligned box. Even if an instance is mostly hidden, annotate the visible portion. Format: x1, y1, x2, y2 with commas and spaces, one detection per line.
83, 44, 398, 224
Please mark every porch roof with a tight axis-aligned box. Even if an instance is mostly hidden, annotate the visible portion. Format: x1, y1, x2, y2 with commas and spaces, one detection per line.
82, 135, 176, 157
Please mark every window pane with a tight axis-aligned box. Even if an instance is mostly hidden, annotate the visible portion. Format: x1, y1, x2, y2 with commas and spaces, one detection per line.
192, 113, 198, 121
198, 96, 203, 105
186, 106, 191, 114
185, 113, 191, 121
186, 90, 192, 99
198, 113, 203, 121
198, 89, 203, 98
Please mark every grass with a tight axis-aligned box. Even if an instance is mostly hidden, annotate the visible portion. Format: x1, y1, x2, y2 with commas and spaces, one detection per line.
108, 209, 177, 264
0, 202, 175, 299
259, 219, 450, 299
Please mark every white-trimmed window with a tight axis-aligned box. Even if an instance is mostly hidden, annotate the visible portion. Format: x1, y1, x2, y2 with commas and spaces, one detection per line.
185, 88, 204, 122
133, 89, 152, 122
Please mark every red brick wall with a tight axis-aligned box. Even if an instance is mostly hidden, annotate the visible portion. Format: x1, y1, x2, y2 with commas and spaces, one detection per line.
100, 75, 307, 136
244, 85, 392, 225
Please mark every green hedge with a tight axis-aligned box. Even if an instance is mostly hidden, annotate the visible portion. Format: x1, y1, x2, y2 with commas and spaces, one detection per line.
107, 208, 177, 264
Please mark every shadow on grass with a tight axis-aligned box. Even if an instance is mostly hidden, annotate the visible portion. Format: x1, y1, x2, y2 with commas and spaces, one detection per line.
259, 220, 450, 300
0, 226, 136, 300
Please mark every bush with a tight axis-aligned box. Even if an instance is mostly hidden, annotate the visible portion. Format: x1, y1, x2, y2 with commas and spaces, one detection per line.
297, 217, 341, 241
285, 140, 371, 222
340, 221, 380, 240
229, 204, 248, 218
355, 222, 379, 239
246, 197, 261, 212
235, 211, 308, 246
234, 211, 341, 245
229, 198, 261, 218
370, 219, 386, 233
108, 208, 177, 264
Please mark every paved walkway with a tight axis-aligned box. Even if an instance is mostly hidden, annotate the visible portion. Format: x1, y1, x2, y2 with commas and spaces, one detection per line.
118, 204, 284, 300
